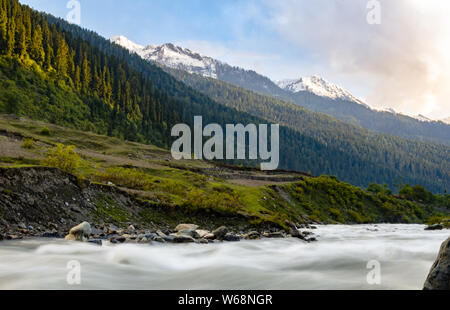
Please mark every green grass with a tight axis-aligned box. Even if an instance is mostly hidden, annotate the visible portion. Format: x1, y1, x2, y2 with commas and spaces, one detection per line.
92, 193, 135, 224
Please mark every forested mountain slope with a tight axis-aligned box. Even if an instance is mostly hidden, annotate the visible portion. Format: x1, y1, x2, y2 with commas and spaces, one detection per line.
0, 0, 448, 193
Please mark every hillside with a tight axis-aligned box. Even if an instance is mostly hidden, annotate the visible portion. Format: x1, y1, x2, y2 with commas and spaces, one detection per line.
0, 115, 448, 238
0, 0, 449, 193
165, 68, 450, 193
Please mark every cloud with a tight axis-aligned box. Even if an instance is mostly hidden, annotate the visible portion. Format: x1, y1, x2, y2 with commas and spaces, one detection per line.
264, 0, 450, 119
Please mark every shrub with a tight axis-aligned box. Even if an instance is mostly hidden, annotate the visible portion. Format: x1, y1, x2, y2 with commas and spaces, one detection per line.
42, 144, 81, 174
367, 183, 392, 195
22, 138, 35, 149
94, 167, 155, 190
184, 187, 241, 214
40, 127, 50, 136
348, 210, 366, 223
426, 215, 450, 228
400, 184, 433, 203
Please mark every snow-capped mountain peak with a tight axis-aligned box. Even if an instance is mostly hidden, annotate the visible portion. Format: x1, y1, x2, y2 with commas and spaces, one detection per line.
276, 76, 369, 108
110, 36, 219, 78
110, 36, 144, 53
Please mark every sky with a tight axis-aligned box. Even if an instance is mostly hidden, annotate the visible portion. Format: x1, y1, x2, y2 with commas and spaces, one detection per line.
19, 0, 450, 120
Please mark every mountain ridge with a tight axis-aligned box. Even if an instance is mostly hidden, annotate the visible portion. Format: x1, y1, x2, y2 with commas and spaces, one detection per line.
110, 36, 450, 146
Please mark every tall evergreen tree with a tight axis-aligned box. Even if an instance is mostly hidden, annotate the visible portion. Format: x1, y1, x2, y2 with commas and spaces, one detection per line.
0, 0, 7, 51
29, 24, 44, 63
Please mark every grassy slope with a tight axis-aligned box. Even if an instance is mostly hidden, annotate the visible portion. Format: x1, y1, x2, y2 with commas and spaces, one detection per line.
0, 115, 448, 228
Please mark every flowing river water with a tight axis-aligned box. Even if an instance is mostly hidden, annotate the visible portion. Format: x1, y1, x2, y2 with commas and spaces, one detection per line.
0, 224, 448, 290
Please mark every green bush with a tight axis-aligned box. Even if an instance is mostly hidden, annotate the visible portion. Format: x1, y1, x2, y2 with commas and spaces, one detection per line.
94, 167, 155, 190
399, 184, 433, 203
42, 143, 81, 174
367, 183, 392, 195
184, 187, 241, 214
21, 138, 35, 149
40, 127, 51, 136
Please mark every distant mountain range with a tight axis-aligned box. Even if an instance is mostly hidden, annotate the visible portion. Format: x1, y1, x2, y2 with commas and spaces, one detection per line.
111, 36, 450, 145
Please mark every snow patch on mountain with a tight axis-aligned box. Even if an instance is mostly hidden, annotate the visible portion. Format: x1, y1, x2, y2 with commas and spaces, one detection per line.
375, 107, 397, 114
410, 114, 434, 123
110, 36, 144, 55
110, 36, 219, 79
276, 76, 370, 108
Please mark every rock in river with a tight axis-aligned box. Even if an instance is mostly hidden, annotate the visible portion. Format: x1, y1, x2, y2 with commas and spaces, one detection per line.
425, 224, 444, 231
424, 237, 450, 290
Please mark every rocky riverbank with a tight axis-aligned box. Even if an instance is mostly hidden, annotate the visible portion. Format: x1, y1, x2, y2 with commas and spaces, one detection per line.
0, 166, 318, 243
1, 219, 318, 244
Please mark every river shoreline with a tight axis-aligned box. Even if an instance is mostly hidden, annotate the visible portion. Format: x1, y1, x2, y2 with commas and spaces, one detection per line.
0, 224, 448, 290
0, 221, 319, 245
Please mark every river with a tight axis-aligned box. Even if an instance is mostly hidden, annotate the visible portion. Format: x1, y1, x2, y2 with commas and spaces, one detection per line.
0, 224, 448, 290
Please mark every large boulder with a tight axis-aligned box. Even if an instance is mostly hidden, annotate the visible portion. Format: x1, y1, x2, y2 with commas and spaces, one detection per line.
175, 224, 198, 232
424, 237, 450, 290
64, 222, 91, 242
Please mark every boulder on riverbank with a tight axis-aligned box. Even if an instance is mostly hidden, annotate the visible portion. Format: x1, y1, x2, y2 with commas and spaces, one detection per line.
64, 222, 91, 242
423, 237, 450, 290
175, 224, 199, 232
212, 226, 228, 240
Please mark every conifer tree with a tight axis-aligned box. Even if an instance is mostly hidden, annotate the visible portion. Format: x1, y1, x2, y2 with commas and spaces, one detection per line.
0, 0, 7, 52
55, 34, 69, 76
30, 24, 44, 63
6, 0, 16, 55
